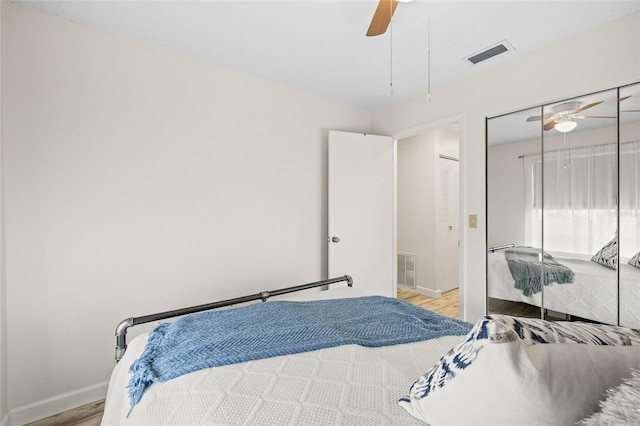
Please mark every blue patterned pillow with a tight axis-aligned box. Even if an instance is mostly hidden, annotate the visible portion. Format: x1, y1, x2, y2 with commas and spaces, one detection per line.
592, 237, 618, 269
629, 251, 640, 268
399, 315, 640, 425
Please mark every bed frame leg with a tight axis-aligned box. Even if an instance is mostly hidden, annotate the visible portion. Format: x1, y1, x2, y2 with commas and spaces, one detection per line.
115, 317, 134, 362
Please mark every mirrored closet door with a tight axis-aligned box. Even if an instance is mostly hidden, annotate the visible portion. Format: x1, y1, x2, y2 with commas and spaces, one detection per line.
486, 83, 640, 327
619, 83, 640, 327
487, 106, 543, 319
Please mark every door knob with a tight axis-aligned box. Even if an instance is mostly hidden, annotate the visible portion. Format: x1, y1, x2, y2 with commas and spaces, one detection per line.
330, 236, 340, 243
449, 225, 453, 230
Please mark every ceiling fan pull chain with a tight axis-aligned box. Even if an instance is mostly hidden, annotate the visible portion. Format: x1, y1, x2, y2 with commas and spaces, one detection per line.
427, 9, 431, 102
389, 9, 394, 97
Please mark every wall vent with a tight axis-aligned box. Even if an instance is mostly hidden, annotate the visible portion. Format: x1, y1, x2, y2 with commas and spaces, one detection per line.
465, 41, 512, 65
398, 253, 416, 289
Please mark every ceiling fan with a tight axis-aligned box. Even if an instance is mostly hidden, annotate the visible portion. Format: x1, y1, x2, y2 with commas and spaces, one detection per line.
366, 0, 407, 37
526, 101, 615, 132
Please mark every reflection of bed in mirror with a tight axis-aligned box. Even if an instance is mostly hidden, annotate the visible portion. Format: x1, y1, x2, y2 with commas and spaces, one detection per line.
487, 248, 640, 328
487, 83, 640, 331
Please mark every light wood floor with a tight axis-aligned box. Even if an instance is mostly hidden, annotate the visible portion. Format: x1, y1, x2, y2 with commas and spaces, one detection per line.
398, 288, 460, 319
29, 288, 459, 425
26, 399, 104, 426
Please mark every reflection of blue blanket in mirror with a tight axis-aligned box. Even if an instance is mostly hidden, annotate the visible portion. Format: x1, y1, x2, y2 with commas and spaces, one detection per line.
505, 247, 574, 296
127, 296, 473, 408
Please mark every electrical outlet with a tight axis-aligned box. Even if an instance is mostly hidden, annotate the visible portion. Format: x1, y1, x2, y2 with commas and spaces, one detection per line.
469, 214, 478, 228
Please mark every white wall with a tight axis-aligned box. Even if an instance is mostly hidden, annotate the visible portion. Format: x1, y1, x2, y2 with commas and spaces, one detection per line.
0, 1, 7, 424
436, 127, 459, 159
1, 2, 371, 423
398, 127, 459, 297
372, 12, 640, 323
487, 139, 532, 249
398, 132, 436, 293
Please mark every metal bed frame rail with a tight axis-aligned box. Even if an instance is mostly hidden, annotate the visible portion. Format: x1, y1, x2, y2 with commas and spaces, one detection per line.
115, 275, 353, 361
487, 243, 515, 253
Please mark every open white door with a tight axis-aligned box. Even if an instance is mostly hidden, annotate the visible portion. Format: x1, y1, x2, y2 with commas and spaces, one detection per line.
328, 130, 395, 297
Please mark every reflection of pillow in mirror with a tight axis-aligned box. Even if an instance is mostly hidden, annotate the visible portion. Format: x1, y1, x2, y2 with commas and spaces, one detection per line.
630, 251, 640, 268
591, 237, 617, 269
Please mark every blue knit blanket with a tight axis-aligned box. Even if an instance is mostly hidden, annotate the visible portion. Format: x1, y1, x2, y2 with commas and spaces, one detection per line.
505, 247, 574, 296
128, 295, 472, 407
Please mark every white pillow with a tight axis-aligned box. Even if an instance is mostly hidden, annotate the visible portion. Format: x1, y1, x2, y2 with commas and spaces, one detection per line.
591, 237, 618, 269
629, 251, 640, 268
399, 315, 640, 426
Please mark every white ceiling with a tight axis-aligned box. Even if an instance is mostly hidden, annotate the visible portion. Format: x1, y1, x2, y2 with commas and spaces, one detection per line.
14, 0, 640, 110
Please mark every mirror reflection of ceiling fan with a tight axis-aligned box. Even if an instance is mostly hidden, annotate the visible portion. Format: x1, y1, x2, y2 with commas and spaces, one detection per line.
527, 101, 609, 133
367, 0, 412, 37
526, 96, 637, 133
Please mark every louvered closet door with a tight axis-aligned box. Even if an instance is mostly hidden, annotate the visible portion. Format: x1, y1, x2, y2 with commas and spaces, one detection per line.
436, 157, 459, 293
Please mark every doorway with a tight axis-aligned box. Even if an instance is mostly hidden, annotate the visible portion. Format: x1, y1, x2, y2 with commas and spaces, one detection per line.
396, 121, 461, 306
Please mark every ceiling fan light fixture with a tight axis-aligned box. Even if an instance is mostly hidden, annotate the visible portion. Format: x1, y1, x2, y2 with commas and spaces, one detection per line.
554, 117, 578, 133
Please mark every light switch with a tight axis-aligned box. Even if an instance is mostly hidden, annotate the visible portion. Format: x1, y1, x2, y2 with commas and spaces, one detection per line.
469, 214, 478, 228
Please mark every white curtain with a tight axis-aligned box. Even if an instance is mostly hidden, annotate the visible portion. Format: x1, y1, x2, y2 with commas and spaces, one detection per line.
620, 141, 640, 259
523, 141, 639, 257
523, 154, 542, 248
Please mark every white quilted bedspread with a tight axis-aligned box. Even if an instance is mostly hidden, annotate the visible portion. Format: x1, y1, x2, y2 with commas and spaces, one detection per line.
103, 333, 462, 425
488, 251, 640, 328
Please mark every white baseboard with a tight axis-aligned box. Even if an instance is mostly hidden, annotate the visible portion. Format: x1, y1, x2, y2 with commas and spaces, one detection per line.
417, 286, 442, 298
8, 381, 108, 426
398, 284, 441, 299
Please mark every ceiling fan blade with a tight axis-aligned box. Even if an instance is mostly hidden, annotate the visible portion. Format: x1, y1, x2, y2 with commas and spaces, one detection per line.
574, 101, 603, 113
544, 120, 558, 131
527, 114, 553, 122
573, 115, 616, 119
366, 0, 399, 37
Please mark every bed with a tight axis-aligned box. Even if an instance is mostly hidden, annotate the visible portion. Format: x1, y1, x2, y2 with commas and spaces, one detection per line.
102, 275, 640, 425
488, 248, 640, 328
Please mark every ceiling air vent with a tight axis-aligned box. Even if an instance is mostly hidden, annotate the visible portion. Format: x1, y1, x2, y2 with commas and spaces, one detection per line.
465, 41, 512, 65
